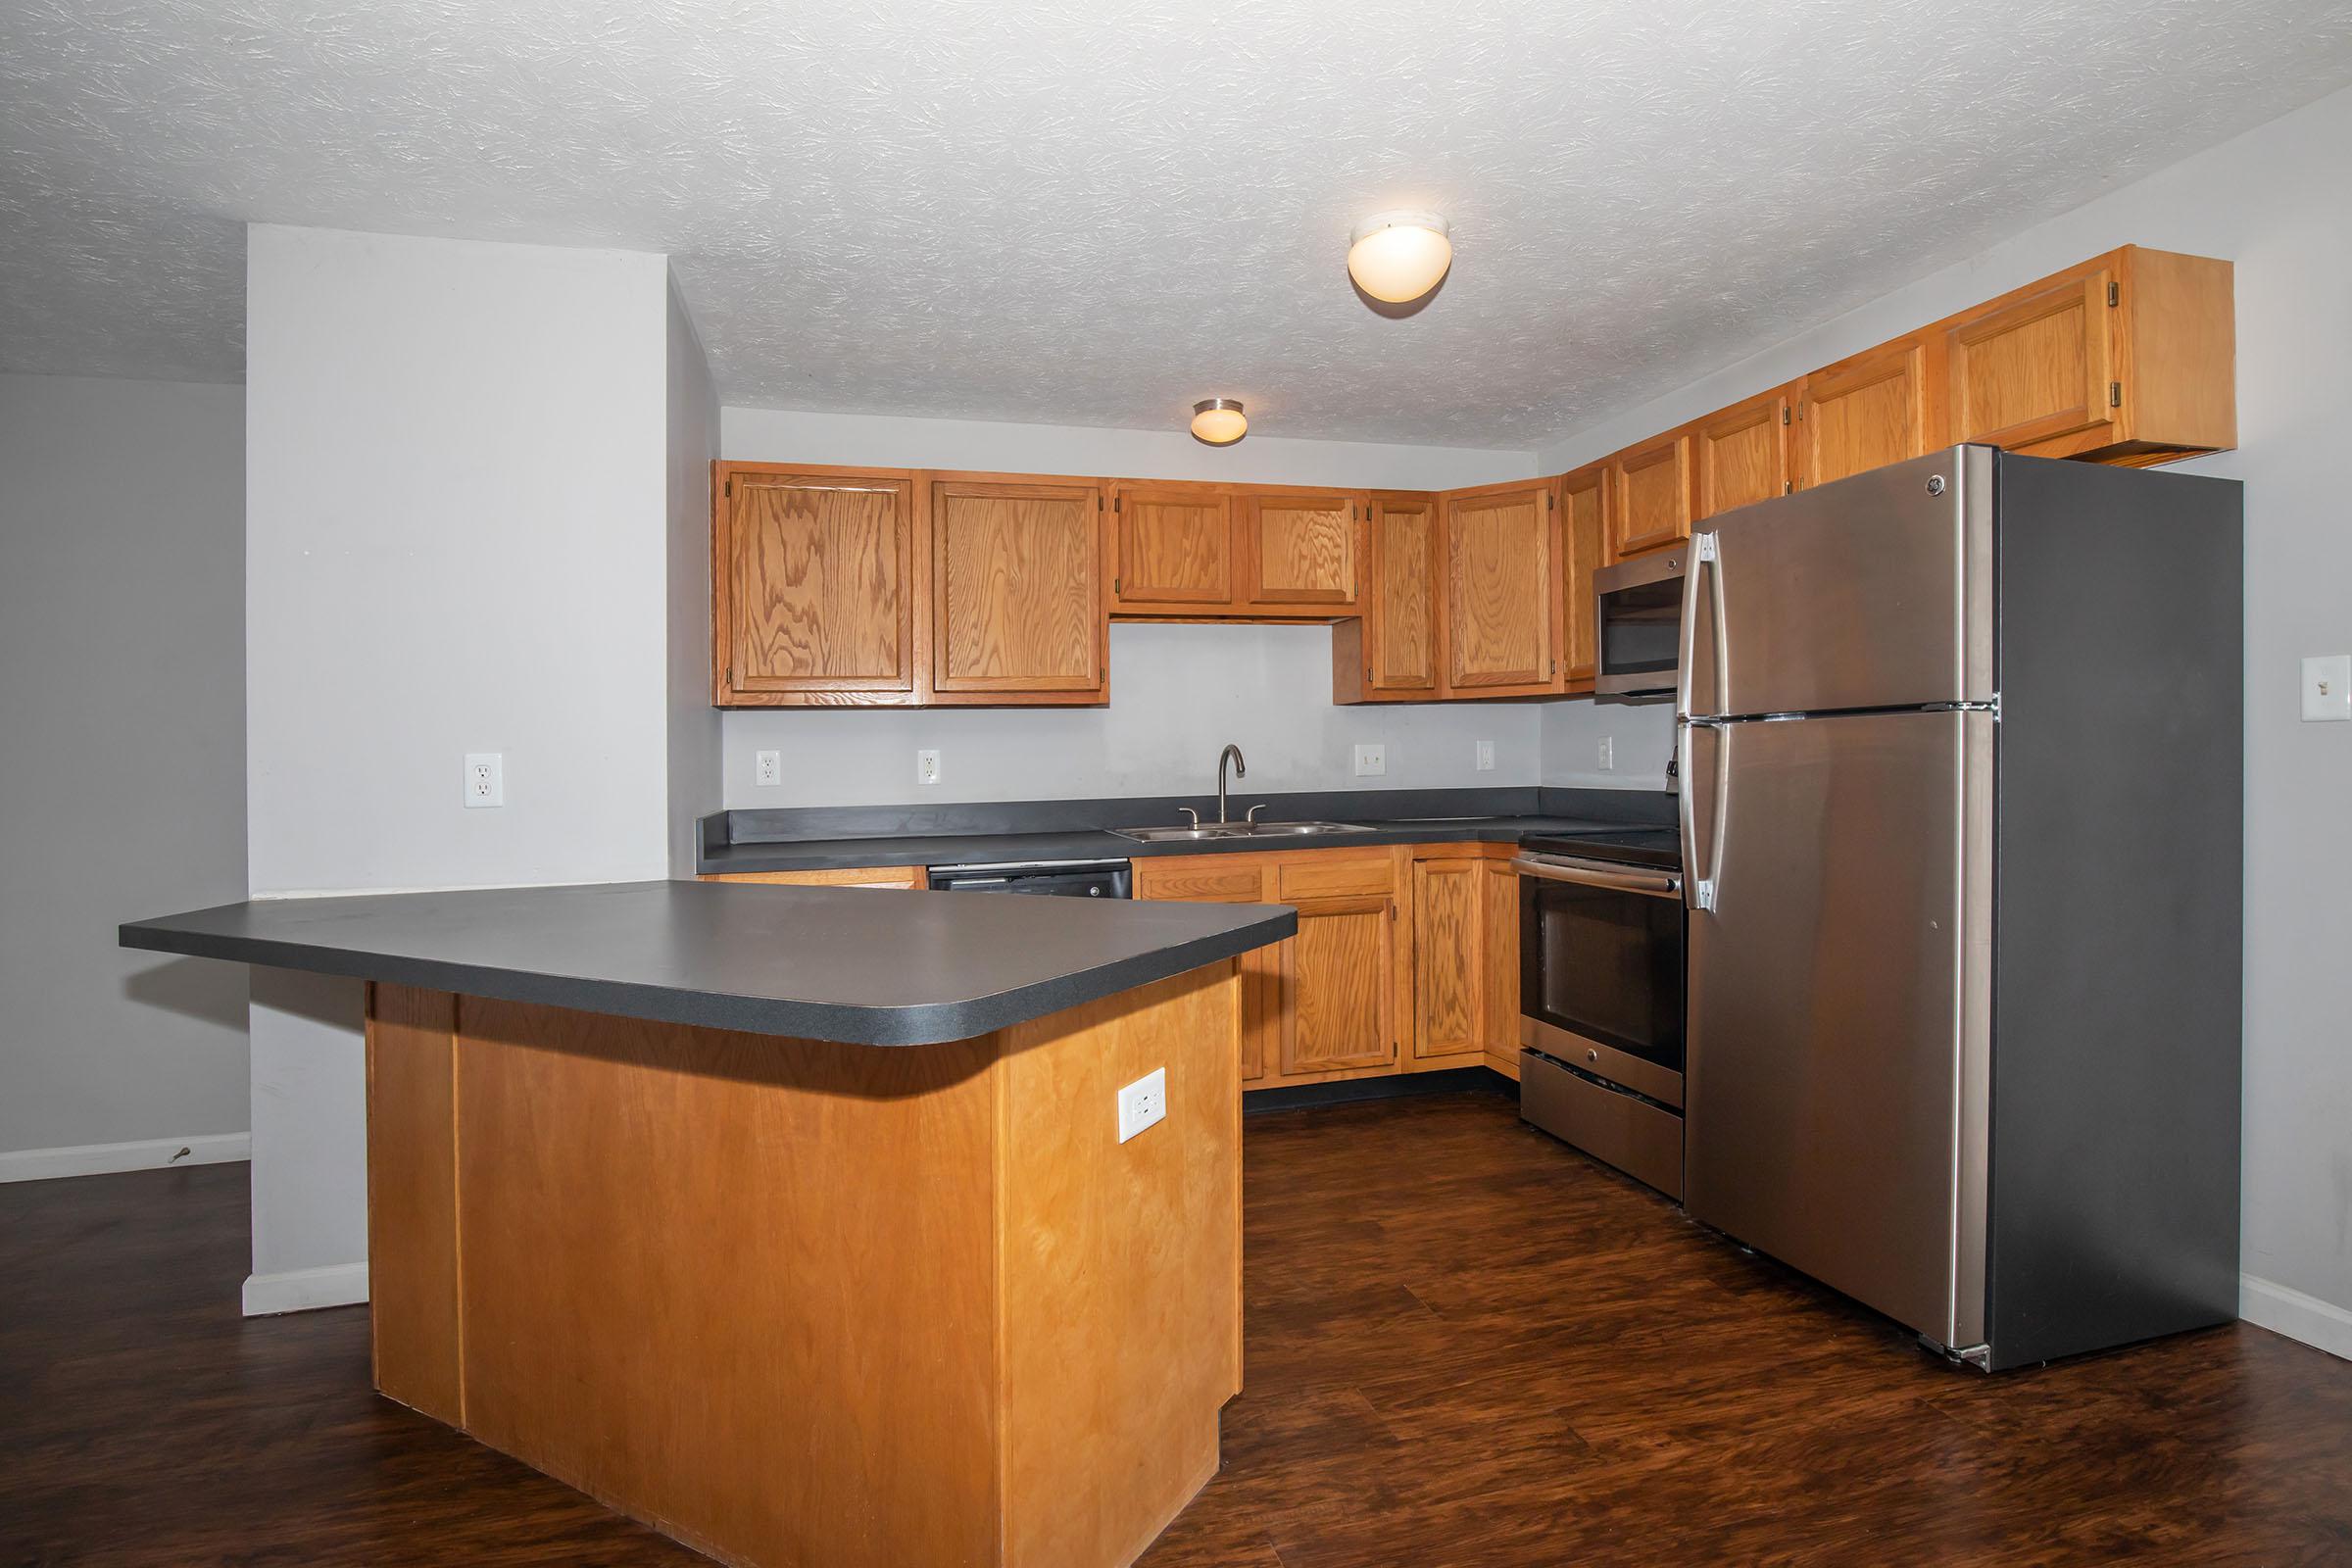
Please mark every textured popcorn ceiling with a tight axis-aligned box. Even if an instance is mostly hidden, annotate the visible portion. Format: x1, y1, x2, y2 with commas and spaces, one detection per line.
6, 1, 2352, 445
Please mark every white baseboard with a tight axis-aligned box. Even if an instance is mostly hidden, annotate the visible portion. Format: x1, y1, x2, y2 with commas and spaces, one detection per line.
2242, 1273, 2352, 1362
0, 1132, 250, 1183
243, 1261, 370, 1316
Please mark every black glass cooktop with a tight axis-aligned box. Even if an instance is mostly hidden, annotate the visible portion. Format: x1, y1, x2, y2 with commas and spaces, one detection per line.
1518, 825, 1683, 870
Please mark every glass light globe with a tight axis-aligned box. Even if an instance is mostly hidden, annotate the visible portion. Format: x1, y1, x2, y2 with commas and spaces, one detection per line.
1348, 213, 1452, 304
1190, 399, 1248, 445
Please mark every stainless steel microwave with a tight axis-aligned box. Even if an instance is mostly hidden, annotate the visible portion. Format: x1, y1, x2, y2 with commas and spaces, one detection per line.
1592, 548, 1687, 698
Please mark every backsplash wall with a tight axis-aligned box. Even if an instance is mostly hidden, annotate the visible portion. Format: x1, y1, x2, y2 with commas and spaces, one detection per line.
722, 621, 1545, 807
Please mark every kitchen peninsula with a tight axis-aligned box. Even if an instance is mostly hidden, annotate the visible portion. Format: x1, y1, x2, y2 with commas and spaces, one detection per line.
121, 880, 1295, 1568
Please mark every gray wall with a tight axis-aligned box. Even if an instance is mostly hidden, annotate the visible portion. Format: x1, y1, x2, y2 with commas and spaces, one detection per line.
665, 275, 721, 874
1531, 81, 2352, 1355
717, 406, 1544, 807
0, 373, 249, 1164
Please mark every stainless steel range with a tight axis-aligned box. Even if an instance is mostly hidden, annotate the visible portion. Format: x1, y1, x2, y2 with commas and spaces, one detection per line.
1513, 824, 1685, 1199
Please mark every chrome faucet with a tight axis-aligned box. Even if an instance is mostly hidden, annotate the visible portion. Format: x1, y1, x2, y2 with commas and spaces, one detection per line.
1216, 744, 1247, 824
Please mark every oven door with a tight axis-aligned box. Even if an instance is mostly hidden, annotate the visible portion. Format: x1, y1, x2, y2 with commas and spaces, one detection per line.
1515, 853, 1687, 1103
1593, 549, 1687, 699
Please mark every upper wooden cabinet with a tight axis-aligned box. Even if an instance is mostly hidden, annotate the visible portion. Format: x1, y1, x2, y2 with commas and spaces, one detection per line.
1241, 490, 1358, 609
1797, 336, 1932, 490
1560, 465, 1605, 690
715, 466, 917, 703
1695, 385, 1794, 520
1334, 492, 1441, 703
1607, 432, 1695, 561
1109, 482, 1231, 610
931, 476, 1105, 700
1443, 479, 1562, 697
1109, 482, 1362, 617
1938, 246, 2233, 464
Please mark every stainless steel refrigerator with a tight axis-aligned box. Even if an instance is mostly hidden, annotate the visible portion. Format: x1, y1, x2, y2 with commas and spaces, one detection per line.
1677, 445, 2242, 1371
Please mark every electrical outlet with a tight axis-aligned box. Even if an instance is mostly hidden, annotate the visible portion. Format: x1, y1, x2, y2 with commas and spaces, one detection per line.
755, 749, 782, 787
916, 749, 943, 786
2303, 655, 2351, 721
1353, 743, 1387, 777
1475, 739, 1495, 772
1117, 1067, 1167, 1144
1597, 737, 1615, 771
464, 753, 504, 808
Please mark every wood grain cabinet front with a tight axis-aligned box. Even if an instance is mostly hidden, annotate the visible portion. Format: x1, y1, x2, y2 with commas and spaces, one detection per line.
1409, 857, 1485, 1063
930, 475, 1106, 701
1333, 491, 1442, 703
1108, 482, 1233, 611
714, 466, 917, 704
699, 866, 929, 890
1796, 336, 1933, 490
1695, 385, 1795, 520
1443, 479, 1563, 698
1607, 432, 1695, 561
1239, 489, 1361, 611
1559, 465, 1605, 691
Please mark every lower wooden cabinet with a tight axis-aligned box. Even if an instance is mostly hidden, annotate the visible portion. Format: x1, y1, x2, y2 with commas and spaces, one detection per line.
1136, 844, 1517, 1092
699, 866, 928, 890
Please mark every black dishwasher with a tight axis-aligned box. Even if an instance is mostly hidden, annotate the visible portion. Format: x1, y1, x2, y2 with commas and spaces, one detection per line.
926, 858, 1132, 899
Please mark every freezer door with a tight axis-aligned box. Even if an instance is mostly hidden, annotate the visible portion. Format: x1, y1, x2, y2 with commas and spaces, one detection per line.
1682, 446, 1995, 720
1683, 709, 1992, 1349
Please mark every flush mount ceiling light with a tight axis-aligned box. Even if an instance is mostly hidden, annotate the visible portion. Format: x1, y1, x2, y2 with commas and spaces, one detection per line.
1190, 398, 1248, 445
1347, 211, 1452, 304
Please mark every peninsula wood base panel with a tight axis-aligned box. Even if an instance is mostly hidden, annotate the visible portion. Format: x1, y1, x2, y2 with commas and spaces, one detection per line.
363, 965, 1244, 1568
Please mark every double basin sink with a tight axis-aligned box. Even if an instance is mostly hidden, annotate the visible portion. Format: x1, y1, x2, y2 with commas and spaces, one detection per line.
1110, 820, 1376, 845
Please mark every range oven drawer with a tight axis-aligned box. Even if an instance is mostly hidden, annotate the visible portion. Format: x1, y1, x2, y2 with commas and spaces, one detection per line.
1520, 1049, 1684, 1200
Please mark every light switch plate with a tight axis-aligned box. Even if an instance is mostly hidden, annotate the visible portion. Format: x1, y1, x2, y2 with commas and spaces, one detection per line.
2303, 655, 2351, 722
1353, 743, 1387, 777
1117, 1067, 1167, 1144
1475, 740, 1495, 772
755, 749, 782, 787
1597, 737, 1615, 771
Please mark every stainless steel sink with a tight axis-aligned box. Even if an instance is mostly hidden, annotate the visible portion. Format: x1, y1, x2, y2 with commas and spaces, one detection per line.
1110, 820, 1374, 844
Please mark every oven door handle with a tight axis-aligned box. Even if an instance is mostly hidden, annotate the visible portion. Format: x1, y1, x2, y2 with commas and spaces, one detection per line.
1511, 856, 1684, 899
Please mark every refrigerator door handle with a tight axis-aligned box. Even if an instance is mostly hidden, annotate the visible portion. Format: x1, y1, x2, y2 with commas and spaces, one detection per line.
1682, 720, 1728, 912
1677, 530, 1726, 720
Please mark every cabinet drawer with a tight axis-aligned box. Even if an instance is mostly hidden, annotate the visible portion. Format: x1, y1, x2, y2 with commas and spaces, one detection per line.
1136, 859, 1265, 903
1274, 855, 1395, 902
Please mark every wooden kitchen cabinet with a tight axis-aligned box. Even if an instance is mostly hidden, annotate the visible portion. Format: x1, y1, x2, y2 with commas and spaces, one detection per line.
1607, 432, 1695, 561
1695, 384, 1794, 519
1480, 858, 1521, 1078
1332, 491, 1441, 703
1409, 857, 1485, 1063
1559, 465, 1605, 691
1443, 478, 1562, 698
1129, 855, 1279, 1082
699, 866, 929, 889
1239, 489, 1360, 611
1108, 481, 1233, 610
1938, 246, 2234, 464
930, 475, 1106, 701
1796, 336, 1934, 490
714, 466, 918, 704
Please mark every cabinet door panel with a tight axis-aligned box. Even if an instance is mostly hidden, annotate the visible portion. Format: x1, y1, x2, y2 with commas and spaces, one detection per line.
1412, 859, 1482, 1060
1282, 897, 1396, 1075
1446, 484, 1558, 693
1480, 860, 1521, 1059
933, 480, 1102, 694
1561, 466, 1604, 686
726, 473, 914, 693
1946, 270, 2114, 452
1799, 339, 1929, 489
1610, 435, 1694, 559
1364, 494, 1440, 693
1243, 492, 1358, 608
1133, 857, 1275, 1082
1697, 389, 1791, 519
1114, 487, 1232, 607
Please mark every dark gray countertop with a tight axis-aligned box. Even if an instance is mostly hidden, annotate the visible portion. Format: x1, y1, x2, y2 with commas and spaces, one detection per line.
698, 786, 1680, 876
120, 880, 1297, 1047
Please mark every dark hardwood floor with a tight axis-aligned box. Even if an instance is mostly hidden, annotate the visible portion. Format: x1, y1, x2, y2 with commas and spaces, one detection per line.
5, 1093, 2349, 1566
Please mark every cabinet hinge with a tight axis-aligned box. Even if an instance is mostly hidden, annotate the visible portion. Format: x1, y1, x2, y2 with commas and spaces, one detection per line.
1388, 902, 1397, 922
724, 664, 734, 684
1781, 407, 1791, 424
2107, 281, 2120, 308
724, 476, 733, 498
2109, 381, 2123, 408
1113, 576, 1122, 596
1112, 495, 1122, 513
1784, 480, 1793, 495
1546, 492, 1555, 510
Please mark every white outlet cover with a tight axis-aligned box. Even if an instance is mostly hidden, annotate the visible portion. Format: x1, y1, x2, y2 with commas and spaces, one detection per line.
755, 749, 782, 786
1117, 1067, 1167, 1144
1353, 743, 1387, 777
916, 749, 943, 785
1597, 737, 1615, 770
2303, 655, 2351, 722
463, 752, 504, 808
